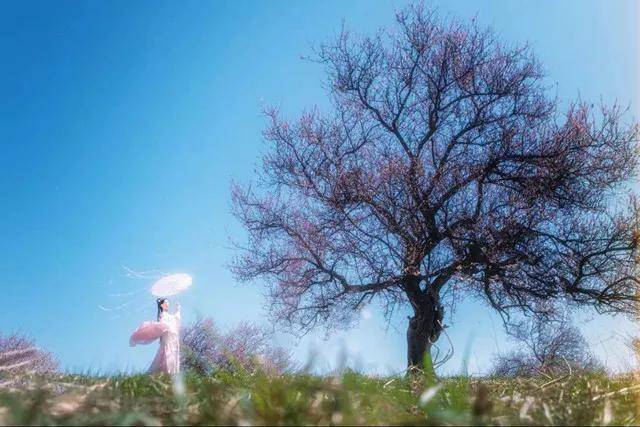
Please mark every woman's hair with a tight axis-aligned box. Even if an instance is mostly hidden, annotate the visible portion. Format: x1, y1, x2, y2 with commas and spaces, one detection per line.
156, 298, 167, 321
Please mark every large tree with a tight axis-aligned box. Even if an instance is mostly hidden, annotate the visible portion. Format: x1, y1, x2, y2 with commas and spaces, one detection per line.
231, 4, 639, 370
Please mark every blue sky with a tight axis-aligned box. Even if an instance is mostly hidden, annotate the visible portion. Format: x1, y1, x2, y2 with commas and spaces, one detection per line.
1, 0, 638, 376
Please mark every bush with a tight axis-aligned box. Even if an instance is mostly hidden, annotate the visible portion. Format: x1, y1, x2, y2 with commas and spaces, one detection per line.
181, 318, 294, 375
491, 317, 603, 377
0, 333, 59, 379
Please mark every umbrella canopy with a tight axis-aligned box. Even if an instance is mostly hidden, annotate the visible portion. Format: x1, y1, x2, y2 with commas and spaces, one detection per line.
150, 273, 192, 297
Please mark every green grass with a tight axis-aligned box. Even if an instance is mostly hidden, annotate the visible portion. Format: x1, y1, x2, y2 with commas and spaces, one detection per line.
0, 368, 638, 425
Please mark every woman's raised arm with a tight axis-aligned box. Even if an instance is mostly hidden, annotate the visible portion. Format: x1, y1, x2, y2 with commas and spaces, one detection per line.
175, 302, 181, 322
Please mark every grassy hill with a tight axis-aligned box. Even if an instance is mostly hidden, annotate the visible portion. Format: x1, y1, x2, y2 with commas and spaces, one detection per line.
1, 368, 638, 425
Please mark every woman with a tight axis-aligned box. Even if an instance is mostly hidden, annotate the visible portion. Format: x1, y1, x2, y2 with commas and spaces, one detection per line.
129, 298, 181, 374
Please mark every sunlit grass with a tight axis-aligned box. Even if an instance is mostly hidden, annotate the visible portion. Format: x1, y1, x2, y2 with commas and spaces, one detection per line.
0, 368, 638, 425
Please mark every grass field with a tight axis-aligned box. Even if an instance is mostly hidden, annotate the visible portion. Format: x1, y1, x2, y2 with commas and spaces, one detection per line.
1, 366, 639, 426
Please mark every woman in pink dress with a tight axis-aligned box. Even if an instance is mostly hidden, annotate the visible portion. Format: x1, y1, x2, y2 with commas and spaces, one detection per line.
129, 298, 181, 374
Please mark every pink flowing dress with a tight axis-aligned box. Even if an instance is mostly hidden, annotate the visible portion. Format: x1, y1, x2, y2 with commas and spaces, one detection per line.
129, 307, 181, 374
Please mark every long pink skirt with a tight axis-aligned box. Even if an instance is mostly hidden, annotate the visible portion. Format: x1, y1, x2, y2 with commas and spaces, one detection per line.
129, 321, 180, 374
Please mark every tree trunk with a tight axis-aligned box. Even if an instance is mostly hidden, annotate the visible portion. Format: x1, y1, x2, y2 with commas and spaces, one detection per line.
406, 290, 444, 372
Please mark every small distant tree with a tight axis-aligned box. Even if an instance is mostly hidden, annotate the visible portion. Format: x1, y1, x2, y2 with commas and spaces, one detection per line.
492, 317, 603, 377
0, 333, 59, 377
181, 318, 293, 375
231, 2, 639, 371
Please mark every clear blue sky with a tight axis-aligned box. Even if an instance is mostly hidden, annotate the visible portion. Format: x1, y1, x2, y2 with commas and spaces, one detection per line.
1, 0, 638, 376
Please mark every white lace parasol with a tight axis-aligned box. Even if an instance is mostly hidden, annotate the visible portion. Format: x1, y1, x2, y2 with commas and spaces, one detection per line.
150, 273, 193, 297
